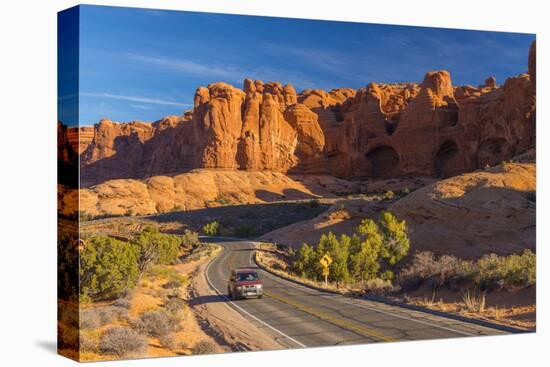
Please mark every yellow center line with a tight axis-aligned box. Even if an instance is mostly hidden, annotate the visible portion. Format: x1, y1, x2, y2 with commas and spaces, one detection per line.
263, 290, 397, 343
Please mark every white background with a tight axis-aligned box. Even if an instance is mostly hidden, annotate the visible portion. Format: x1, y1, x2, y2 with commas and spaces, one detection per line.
0, 0, 547, 366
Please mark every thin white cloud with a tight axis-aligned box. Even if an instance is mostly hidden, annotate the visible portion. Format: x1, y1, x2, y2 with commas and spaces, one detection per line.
81, 92, 192, 107
123, 52, 325, 91
126, 53, 241, 80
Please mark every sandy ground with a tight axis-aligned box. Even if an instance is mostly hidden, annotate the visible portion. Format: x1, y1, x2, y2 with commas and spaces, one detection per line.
77, 254, 222, 361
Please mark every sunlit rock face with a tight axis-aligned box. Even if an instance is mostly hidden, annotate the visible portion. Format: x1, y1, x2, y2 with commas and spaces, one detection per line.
78, 41, 535, 182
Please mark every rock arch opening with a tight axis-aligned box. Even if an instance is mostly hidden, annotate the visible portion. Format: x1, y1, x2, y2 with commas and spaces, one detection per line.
366, 145, 400, 177
434, 140, 459, 177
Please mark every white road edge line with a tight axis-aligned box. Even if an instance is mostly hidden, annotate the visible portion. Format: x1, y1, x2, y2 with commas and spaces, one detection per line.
204, 247, 308, 348
249, 243, 481, 337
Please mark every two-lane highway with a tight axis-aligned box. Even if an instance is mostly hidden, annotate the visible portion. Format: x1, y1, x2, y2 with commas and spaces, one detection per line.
205, 240, 507, 349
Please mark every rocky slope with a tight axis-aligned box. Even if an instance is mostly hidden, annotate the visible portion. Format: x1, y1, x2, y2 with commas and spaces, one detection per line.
66, 169, 356, 217
259, 161, 535, 258
73, 42, 536, 185
389, 162, 535, 257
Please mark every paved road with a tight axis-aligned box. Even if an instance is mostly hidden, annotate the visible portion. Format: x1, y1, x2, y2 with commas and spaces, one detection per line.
205, 240, 507, 349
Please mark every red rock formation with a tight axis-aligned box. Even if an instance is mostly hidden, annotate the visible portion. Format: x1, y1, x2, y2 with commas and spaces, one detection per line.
77, 41, 536, 183
80, 114, 194, 185
67, 126, 94, 154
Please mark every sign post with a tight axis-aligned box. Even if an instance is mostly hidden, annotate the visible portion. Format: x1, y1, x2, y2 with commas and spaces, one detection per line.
319, 254, 333, 287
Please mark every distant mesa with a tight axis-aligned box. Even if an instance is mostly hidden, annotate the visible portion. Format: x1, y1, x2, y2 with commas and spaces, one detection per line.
60, 41, 535, 186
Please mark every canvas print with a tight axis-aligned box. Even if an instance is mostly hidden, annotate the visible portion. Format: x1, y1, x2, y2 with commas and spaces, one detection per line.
57, 5, 536, 362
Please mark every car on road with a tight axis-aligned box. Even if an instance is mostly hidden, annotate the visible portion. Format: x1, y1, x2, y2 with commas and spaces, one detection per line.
227, 268, 263, 300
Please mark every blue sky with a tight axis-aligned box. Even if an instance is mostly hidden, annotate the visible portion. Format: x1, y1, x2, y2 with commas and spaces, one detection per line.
59, 5, 535, 126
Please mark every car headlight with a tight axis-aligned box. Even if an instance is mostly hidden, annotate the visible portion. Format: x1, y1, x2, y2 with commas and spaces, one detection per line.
256, 284, 262, 289
236, 286, 243, 291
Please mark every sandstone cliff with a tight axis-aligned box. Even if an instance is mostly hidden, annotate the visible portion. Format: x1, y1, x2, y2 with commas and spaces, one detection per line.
76, 41, 536, 185
72, 169, 354, 217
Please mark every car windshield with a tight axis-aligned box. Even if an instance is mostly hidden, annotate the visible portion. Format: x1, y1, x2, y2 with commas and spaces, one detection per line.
235, 272, 259, 282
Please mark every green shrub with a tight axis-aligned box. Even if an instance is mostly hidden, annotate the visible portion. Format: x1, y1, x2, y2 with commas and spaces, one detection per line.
399, 250, 536, 292
477, 250, 535, 289
292, 211, 411, 287
99, 327, 147, 357
80, 236, 139, 301
378, 211, 410, 266
181, 229, 200, 249
202, 221, 220, 236
132, 226, 183, 273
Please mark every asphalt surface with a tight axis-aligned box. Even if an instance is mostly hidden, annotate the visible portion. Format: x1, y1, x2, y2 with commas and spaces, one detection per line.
205, 240, 508, 349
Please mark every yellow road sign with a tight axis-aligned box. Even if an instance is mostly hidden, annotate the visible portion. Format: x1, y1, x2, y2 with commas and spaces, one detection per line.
320, 254, 333, 267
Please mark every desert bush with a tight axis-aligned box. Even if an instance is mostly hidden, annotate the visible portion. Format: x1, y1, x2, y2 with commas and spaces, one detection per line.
202, 221, 220, 236
99, 327, 147, 357
399, 250, 536, 292
477, 250, 536, 290
365, 278, 394, 294
80, 236, 139, 301
80, 330, 100, 354
181, 229, 200, 249
163, 279, 184, 290
80, 309, 101, 329
80, 306, 128, 329
135, 310, 181, 338
165, 297, 188, 315
132, 226, 183, 273
192, 340, 217, 355
158, 333, 178, 350
399, 252, 463, 290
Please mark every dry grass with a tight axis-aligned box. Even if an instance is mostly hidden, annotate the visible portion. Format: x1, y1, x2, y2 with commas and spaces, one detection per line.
462, 290, 486, 313
76, 244, 223, 361
409, 289, 535, 330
